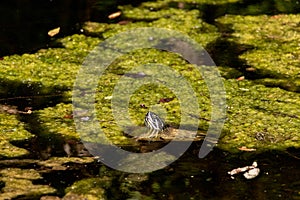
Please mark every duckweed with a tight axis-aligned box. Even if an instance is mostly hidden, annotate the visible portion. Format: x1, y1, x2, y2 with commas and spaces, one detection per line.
83, 8, 219, 48
0, 112, 34, 158
0, 34, 101, 99
31, 103, 78, 140
0, 168, 56, 199
64, 177, 111, 200
216, 14, 300, 91
1, 0, 300, 199
219, 80, 300, 153
0, 0, 299, 161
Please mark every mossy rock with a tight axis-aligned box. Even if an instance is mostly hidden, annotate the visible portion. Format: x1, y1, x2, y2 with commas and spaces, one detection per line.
0, 168, 56, 199
219, 80, 300, 153
0, 112, 34, 158
216, 14, 300, 91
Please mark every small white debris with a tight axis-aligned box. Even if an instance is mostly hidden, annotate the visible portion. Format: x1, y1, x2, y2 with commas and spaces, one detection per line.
80, 116, 90, 121
104, 96, 112, 100
243, 167, 260, 179
238, 87, 249, 91
228, 161, 260, 179
252, 161, 258, 168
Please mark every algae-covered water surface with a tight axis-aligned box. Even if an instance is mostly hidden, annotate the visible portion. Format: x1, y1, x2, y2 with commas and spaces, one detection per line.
0, 0, 300, 199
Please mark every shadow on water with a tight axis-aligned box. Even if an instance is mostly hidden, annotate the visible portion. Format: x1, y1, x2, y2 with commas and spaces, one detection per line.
5, 141, 300, 199
200, 0, 300, 92
147, 146, 300, 200
0, 78, 69, 111
1, 0, 300, 56
0, 0, 146, 57
0, 0, 89, 56
177, 0, 300, 24
206, 37, 284, 81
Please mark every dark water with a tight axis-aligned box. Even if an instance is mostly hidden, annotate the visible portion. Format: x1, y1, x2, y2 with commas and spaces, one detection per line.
1, 0, 300, 56
156, 146, 300, 200
27, 142, 300, 199
5, 139, 300, 199
0, 0, 143, 56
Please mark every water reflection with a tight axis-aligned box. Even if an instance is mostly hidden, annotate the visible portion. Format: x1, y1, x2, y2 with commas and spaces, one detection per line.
84, 146, 300, 199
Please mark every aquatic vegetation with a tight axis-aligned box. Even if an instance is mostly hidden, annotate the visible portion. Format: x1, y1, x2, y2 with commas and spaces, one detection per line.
216, 14, 300, 91
0, 112, 33, 158
0, 34, 101, 101
5, 4, 298, 154
219, 80, 300, 153
0, 0, 300, 198
64, 177, 110, 200
65, 168, 152, 199
32, 103, 78, 141
84, 7, 219, 48
170, 0, 240, 4
0, 168, 56, 199
32, 78, 300, 154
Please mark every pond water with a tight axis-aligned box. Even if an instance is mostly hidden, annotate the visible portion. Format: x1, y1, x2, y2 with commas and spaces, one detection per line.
1, 0, 300, 56
2, 140, 300, 199
1, 0, 300, 199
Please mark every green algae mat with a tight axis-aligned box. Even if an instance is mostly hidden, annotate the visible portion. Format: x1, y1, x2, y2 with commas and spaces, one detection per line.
0, 0, 299, 158
216, 14, 300, 92
0, 111, 33, 158
31, 79, 300, 154
0, 0, 300, 198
